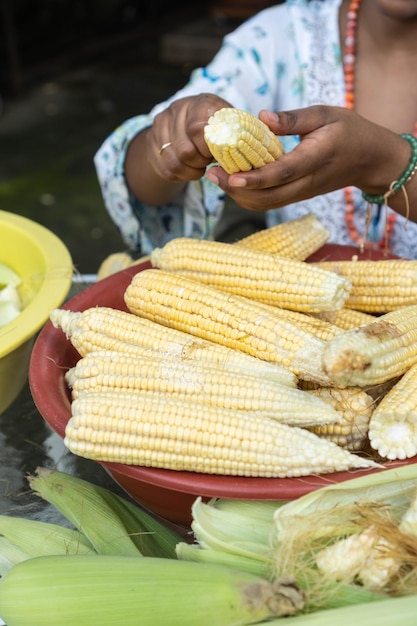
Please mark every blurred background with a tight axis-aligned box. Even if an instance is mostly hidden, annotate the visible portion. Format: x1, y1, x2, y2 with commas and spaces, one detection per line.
0, 0, 276, 274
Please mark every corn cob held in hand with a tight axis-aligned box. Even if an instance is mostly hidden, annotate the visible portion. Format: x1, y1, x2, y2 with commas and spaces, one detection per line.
150, 238, 352, 313
204, 107, 285, 174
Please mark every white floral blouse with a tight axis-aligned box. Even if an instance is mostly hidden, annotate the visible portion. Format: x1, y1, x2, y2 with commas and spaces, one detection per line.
94, 0, 417, 258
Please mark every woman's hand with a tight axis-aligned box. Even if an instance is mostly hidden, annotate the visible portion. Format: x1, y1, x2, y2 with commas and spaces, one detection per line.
125, 93, 231, 206
205, 105, 411, 213
148, 93, 233, 182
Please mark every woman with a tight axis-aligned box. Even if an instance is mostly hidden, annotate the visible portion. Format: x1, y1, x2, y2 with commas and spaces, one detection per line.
94, 0, 417, 258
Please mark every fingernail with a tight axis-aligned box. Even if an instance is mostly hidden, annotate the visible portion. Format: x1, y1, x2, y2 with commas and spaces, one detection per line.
206, 172, 219, 186
230, 176, 247, 187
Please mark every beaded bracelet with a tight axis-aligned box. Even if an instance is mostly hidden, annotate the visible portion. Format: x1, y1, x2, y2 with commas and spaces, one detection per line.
362, 133, 417, 205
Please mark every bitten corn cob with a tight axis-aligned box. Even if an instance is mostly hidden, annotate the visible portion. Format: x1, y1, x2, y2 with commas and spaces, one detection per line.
66, 350, 342, 428
50, 307, 296, 387
204, 107, 285, 174
64, 389, 379, 476
150, 238, 352, 313
368, 362, 417, 460
124, 269, 333, 384
322, 304, 417, 386
236, 213, 330, 260
313, 258, 417, 313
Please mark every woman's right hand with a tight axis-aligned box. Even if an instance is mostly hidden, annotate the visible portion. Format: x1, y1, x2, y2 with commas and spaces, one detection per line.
125, 94, 232, 205
149, 93, 232, 182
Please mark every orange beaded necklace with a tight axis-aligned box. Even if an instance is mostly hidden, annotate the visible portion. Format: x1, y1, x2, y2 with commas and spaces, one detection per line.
343, 0, 417, 250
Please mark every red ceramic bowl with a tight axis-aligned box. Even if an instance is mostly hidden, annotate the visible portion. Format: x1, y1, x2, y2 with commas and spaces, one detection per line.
29, 244, 410, 526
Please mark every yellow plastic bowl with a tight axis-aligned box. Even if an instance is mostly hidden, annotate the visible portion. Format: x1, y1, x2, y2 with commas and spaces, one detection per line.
0, 210, 73, 414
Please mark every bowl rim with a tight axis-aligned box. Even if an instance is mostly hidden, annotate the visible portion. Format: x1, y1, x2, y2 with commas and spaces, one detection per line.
0, 210, 73, 358
29, 247, 413, 503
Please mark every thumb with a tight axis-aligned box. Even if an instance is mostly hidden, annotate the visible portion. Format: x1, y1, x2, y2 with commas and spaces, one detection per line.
259, 106, 334, 137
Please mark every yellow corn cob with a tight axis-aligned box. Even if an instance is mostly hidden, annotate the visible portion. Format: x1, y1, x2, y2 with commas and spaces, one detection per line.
236, 213, 330, 260
368, 362, 417, 461
313, 258, 417, 313
50, 307, 296, 387
97, 253, 150, 281
124, 269, 333, 385
204, 107, 285, 174
66, 350, 342, 428
250, 301, 343, 341
322, 304, 417, 387
64, 389, 379, 476
150, 238, 352, 313
302, 386, 374, 451
311, 308, 375, 331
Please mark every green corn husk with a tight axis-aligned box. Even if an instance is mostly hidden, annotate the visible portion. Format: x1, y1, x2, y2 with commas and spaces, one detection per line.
273, 464, 417, 542
176, 497, 279, 578
190, 497, 279, 560
262, 593, 417, 626
270, 465, 417, 608
176, 542, 270, 578
0, 515, 96, 558
28, 468, 182, 558
178, 465, 417, 614
0, 537, 30, 576
0, 554, 305, 626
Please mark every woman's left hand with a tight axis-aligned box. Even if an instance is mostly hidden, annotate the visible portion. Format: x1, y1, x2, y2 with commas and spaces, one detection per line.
204, 105, 408, 212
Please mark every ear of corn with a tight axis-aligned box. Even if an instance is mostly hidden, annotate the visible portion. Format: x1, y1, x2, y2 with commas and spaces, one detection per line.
314, 526, 399, 591
0, 555, 305, 626
248, 300, 343, 341
322, 304, 417, 387
0, 537, 32, 576
399, 488, 417, 536
64, 389, 379, 477
236, 213, 330, 260
97, 252, 150, 280
50, 307, 296, 387
311, 307, 375, 331
180, 467, 417, 613
263, 595, 417, 626
66, 350, 341, 428
150, 238, 352, 313
204, 107, 285, 174
124, 269, 333, 384
368, 362, 417, 461
302, 386, 374, 451
313, 258, 417, 313
28, 468, 182, 559
0, 515, 96, 560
